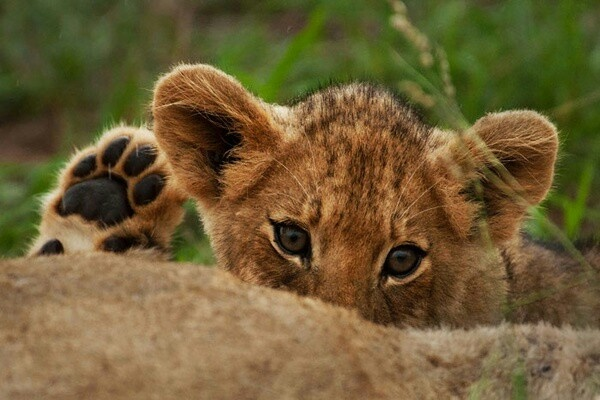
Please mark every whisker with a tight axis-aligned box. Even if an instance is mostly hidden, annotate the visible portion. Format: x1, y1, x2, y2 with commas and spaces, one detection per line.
297, 121, 319, 184
391, 156, 430, 218
260, 190, 306, 206
272, 158, 310, 199
397, 178, 442, 221
405, 204, 449, 222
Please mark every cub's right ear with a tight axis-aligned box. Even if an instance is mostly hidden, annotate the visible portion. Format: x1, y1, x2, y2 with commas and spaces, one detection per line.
152, 64, 281, 208
437, 111, 558, 243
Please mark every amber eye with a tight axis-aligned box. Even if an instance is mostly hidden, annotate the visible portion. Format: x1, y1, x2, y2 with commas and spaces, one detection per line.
382, 245, 425, 279
274, 222, 310, 257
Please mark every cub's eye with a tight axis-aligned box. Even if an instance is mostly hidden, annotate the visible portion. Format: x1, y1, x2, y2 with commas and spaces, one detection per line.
274, 222, 310, 257
382, 245, 425, 279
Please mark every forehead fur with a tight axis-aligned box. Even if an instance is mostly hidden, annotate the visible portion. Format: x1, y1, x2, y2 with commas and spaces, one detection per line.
291, 83, 431, 144
254, 84, 443, 244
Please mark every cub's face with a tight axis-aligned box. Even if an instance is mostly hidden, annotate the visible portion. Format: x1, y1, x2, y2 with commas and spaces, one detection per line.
153, 65, 558, 327
207, 88, 498, 328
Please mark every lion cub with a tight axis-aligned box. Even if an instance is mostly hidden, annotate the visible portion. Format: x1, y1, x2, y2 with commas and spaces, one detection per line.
31, 64, 599, 328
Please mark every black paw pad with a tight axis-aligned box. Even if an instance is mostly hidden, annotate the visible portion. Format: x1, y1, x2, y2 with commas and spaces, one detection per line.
38, 239, 64, 256
133, 174, 165, 206
102, 235, 140, 253
124, 145, 157, 176
59, 177, 133, 226
102, 137, 130, 167
73, 154, 97, 178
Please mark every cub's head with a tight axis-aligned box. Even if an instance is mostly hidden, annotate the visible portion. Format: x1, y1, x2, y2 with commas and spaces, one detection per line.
152, 64, 558, 327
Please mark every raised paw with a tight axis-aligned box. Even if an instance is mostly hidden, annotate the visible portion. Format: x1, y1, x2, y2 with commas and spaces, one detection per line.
29, 126, 186, 258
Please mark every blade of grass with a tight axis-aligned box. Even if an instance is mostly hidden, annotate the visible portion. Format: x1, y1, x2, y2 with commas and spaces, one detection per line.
511, 358, 528, 400
260, 6, 327, 102
391, 49, 469, 130
548, 88, 600, 119
564, 160, 594, 238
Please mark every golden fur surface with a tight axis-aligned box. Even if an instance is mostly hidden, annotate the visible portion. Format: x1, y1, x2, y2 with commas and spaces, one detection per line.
152, 64, 599, 328
2, 255, 600, 399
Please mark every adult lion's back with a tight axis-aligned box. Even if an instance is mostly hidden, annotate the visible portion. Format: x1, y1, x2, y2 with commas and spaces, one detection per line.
1, 255, 599, 399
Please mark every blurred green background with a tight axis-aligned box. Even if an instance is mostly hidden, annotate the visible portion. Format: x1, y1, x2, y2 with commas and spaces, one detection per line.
1, 0, 599, 261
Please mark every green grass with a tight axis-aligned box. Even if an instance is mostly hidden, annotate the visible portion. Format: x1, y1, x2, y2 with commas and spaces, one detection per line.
1, 0, 599, 259
0, 160, 63, 257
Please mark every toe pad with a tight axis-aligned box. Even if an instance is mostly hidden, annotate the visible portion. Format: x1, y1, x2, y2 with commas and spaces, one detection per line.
133, 174, 165, 206
102, 137, 131, 167
102, 235, 141, 253
73, 154, 97, 178
38, 239, 64, 256
124, 145, 157, 176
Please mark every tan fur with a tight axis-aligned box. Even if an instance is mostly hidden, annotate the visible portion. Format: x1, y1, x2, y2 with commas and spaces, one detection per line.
2, 255, 600, 399
152, 64, 599, 328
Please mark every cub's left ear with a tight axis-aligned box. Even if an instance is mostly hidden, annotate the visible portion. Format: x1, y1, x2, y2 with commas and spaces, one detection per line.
151, 64, 282, 209
448, 111, 559, 242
